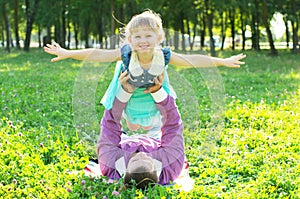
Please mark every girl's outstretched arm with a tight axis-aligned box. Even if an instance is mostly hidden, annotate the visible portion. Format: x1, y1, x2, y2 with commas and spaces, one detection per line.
44, 42, 121, 62
170, 51, 246, 68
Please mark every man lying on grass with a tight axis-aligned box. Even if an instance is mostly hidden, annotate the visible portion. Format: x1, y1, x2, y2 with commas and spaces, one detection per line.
97, 73, 192, 190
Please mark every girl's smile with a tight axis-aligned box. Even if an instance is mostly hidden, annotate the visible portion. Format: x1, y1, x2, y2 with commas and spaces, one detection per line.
129, 28, 161, 55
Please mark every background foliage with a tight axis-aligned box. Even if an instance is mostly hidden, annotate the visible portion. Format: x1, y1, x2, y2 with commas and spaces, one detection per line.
0, 0, 300, 55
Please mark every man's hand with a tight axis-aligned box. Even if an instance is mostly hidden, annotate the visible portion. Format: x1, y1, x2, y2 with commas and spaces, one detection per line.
144, 72, 164, 94
119, 71, 135, 93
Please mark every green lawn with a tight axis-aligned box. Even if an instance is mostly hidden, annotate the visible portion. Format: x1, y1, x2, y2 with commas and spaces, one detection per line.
0, 48, 299, 198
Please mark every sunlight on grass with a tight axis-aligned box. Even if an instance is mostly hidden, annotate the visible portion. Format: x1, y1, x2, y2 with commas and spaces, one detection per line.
0, 52, 19, 61
0, 49, 299, 198
284, 70, 300, 80
0, 63, 30, 72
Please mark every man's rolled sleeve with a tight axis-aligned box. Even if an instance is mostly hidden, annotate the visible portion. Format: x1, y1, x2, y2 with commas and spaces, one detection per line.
116, 84, 132, 103
150, 87, 168, 103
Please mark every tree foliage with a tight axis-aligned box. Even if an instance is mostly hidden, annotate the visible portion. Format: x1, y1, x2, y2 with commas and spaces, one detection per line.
0, 0, 299, 54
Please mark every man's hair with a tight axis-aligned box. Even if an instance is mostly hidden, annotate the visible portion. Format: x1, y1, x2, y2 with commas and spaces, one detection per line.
124, 165, 158, 190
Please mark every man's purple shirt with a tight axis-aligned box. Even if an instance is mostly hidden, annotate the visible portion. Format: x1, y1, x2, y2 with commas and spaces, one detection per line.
97, 92, 184, 185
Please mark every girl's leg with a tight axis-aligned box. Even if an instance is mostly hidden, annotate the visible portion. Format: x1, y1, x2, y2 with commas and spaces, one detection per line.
141, 125, 152, 130
126, 120, 152, 131
126, 121, 140, 131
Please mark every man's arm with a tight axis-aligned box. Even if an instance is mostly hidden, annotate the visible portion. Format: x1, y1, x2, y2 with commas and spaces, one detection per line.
150, 88, 185, 185
97, 87, 132, 179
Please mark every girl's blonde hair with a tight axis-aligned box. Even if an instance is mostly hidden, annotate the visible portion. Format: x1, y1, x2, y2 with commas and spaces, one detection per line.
121, 10, 165, 44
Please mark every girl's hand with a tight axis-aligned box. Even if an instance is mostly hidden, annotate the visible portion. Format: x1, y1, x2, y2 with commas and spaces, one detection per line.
119, 71, 135, 93
44, 42, 68, 62
223, 53, 246, 68
144, 72, 164, 94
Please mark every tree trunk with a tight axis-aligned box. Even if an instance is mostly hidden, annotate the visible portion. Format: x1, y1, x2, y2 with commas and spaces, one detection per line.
165, 28, 170, 46
179, 12, 186, 52
61, 2, 66, 48
97, 4, 104, 49
38, 25, 41, 48
84, 28, 89, 48
200, 12, 206, 49
251, 0, 260, 51
199, 12, 206, 50
67, 21, 71, 49
73, 21, 79, 49
14, 0, 20, 50
84, 18, 90, 48
24, 0, 39, 51
291, 19, 299, 54
220, 10, 227, 50
240, 10, 246, 51
97, 16, 103, 49
186, 18, 196, 51
54, 23, 60, 44
0, 23, 4, 46
229, 9, 235, 50
261, 1, 278, 56
205, 0, 215, 56
291, 0, 299, 53
110, 0, 116, 49
42, 26, 51, 47
10, 25, 14, 48
2, 3, 10, 52
207, 13, 215, 56
283, 17, 290, 49
174, 30, 179, 51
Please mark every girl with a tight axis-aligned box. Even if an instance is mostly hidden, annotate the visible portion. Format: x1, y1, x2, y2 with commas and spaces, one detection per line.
44, 10, 246, 135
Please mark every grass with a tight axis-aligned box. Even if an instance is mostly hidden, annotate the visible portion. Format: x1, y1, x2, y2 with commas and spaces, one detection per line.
0, 48, 299, 198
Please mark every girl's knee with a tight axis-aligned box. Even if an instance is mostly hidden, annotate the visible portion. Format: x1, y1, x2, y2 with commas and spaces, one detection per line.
127, 121, 140, 131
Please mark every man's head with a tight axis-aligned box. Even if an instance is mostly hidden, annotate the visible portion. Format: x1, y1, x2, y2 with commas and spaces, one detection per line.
124, 152, 158, 189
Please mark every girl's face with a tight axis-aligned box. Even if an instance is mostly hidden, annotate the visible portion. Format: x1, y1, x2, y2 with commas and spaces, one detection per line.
129, 28, 162, 55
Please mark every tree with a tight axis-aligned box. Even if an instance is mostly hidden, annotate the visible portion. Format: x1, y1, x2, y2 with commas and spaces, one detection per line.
13, 0, 21, 50
110, 0, 116, 49
277, 0, 300, 53
205, 0, 216, 56
261, 0, 278, 55
250, 0, 260, 50
290, 0, 299, 53
35, 0, 55, 47
186, 12, 198, 51
195, 1, 207, 50
61, 0, 67, 48
228, 6, 236, 50
1, 2, 10, 52
238, 0, 249, 51
24, 0, 39, 51
283, 15, 291, 48
1, 0, 297, 53
216, 6, 228, 50
67, 0, 81, 49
